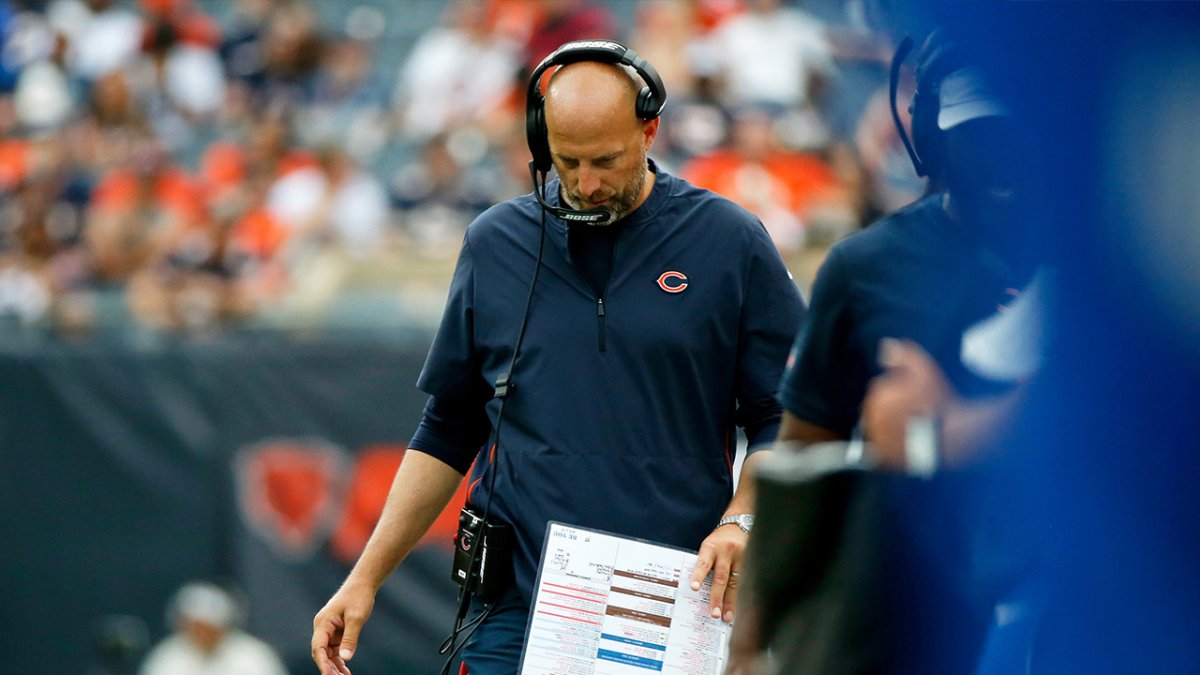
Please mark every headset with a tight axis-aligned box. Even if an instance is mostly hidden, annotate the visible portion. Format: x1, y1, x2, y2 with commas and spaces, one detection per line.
525, 40, 667, 226
889, 28, 960, 179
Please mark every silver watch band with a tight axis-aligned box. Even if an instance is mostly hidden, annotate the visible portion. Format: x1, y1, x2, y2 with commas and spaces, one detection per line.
716, 513, 754, 534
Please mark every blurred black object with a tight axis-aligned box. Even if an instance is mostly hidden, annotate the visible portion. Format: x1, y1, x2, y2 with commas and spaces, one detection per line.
88, 614, 150, 675
745, 443, 889, 675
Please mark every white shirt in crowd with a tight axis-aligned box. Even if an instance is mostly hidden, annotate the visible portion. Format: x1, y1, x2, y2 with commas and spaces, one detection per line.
139, 631, 288, 675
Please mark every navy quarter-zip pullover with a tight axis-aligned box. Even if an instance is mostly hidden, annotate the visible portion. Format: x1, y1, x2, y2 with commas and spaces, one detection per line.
410, 162, 806, 603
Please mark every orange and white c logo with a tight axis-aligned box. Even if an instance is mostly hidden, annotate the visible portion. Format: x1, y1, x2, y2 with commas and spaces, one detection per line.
657, 271, 688, 293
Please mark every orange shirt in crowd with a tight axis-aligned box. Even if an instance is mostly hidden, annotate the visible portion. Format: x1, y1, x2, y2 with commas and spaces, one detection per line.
200, 142, 319, 260
682, 149, 846, 220
0, 139, 29, 191
90, 166, 205, 227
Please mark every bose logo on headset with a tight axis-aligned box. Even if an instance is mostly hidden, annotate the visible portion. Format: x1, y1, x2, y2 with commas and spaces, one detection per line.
525, 39, 667, 226
556, 40, 625, 53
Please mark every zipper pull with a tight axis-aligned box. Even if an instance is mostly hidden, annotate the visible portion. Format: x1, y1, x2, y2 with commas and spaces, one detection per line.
597, 298, 606, 317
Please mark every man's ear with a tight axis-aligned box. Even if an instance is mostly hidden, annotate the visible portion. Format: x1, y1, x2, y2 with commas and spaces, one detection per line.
642, 117, 661, 150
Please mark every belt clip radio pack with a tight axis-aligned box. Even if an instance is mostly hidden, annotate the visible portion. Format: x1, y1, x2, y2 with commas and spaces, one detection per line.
451, 505, 513, 602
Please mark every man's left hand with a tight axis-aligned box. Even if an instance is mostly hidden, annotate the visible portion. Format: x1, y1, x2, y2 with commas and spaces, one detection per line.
689, 523, 747, 623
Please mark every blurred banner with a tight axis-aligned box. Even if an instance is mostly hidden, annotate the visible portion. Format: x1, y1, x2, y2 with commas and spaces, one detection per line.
0, 334, 463, 674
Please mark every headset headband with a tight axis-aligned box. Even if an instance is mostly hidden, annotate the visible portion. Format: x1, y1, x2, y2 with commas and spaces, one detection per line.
889, 29, 961, 179
889, 36, 930, 177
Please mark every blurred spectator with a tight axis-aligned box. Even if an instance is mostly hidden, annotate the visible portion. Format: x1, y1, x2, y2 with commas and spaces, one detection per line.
7, 9, 76, 131
124, 141, 260, 333
47, 0, 143, 82
252, 0, 324, 110
65, 68, 151, 181
84, 136, 202, 283
627, 0, 697, 102
521, 0, 617, 70
180, 134, 395, 327
266, 142, 391, 261
300, 34, 389, 163
199, 110, 316, 217
391, 132, 497, 258
681, 105, 853, 254
139, 0, 219, 48
700, 0, 833, 110
218, 0, 271, 89
125, 213, 257, 333
654, 67, 731, 169
0, 167, 89, 328
626, 2, 734, 168
393, 0, 520, 143
120, 0, 224, 163
136, 0, 224, 121
176, 112, 322, 318
139, 581, 286, 675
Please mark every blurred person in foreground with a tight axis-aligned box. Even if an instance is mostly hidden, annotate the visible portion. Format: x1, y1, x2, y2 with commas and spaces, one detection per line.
140, 581, 286, 675
726, 27, 1036, 675
861, 265, 1048, 477
860, 6, 1200, 674
858, 271, 1048, 675
312, 41, 805, 674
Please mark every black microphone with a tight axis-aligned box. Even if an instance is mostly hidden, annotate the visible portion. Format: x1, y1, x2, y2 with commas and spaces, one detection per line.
528, 161, 615, 226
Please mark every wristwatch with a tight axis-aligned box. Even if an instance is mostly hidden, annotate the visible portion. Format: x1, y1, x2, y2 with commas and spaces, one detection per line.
905, 414, 940, 478
716, 514, 754, 534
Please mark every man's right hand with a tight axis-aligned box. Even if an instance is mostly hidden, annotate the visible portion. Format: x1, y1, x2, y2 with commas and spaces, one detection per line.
311, 582, 376, 675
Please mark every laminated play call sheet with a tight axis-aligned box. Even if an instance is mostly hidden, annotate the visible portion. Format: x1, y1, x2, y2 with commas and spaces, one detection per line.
519, 522, 731, 674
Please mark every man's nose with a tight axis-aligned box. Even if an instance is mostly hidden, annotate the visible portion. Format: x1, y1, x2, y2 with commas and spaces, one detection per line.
577, 166, 602, 198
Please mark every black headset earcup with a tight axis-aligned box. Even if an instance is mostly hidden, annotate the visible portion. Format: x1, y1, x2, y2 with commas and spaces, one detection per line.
526, 98, 552, 173
635, 86, 657, 120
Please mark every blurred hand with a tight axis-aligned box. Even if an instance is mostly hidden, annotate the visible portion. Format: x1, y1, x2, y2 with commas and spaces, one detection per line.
311, 582, 375, 675
690, 523, 748, 623
862, 338, 950, 469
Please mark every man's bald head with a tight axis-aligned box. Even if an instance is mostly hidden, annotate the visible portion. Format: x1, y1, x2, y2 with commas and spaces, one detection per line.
539, 60, 660, 222
544, 61, 643, 136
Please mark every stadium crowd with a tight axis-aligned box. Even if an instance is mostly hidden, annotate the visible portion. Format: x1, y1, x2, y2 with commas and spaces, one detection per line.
0, 0, 915, 335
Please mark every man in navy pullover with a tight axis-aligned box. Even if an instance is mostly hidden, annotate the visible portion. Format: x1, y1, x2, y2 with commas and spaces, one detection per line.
312, 56, 805, 675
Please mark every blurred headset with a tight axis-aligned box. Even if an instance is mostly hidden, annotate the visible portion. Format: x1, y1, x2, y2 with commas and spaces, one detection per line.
525, 40, 667, 225
889, 28, 960, 179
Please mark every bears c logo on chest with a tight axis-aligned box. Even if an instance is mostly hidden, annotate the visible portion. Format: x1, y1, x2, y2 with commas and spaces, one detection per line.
657, 271, 688, 293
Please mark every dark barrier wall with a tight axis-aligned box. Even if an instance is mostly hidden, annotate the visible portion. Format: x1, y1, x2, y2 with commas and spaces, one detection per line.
0, 333, 464, 674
